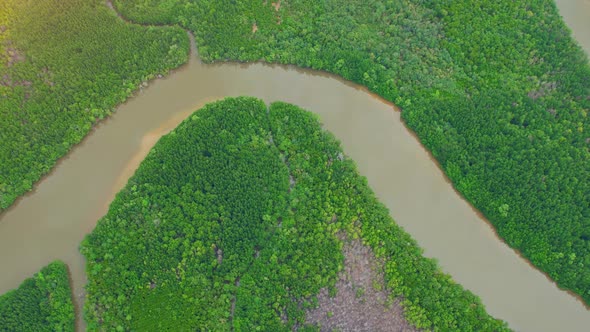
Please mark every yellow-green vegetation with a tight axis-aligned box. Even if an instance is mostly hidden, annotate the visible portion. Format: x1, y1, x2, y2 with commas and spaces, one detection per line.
81, 97, 509, 331
0, 0, 189, 210
113, 0, 590, 303
0, 261, 74, 332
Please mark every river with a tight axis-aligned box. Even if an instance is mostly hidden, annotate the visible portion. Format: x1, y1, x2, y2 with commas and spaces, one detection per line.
554, 0, 590, 55
1, 2, 589, 331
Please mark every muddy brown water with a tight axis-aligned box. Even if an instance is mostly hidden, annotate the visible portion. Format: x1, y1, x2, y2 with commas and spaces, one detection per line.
555, 0, 590, 55
1, 2, 590, 331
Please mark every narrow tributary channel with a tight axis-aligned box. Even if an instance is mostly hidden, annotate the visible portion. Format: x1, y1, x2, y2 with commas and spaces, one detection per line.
1, 2, 589, 331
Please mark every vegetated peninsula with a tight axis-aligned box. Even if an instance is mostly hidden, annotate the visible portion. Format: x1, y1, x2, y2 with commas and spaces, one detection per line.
112, 0, 590, 303
0, 261, 74, 332
0, 0, 189, 210
81, 97, 509, 331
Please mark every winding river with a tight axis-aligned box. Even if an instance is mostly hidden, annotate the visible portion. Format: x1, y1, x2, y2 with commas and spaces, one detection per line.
1, 2, 589, 331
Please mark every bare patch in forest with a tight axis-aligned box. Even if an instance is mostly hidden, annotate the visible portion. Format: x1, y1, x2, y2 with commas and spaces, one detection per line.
528, 81, 557, 100
0, 73, 32, 91
39, 67, 55, 87
272, 1, 281, 11
273, 1, 282, 24
4, 44, 25, 67
305, 238, 418, 332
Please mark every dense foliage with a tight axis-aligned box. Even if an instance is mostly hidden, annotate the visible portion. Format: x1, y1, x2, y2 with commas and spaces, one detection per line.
0, 0, 189, 210
112, 0, 590, 303
0, 261, 74, 332
82, 97, 509, 331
